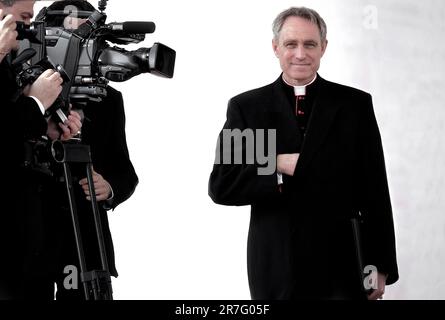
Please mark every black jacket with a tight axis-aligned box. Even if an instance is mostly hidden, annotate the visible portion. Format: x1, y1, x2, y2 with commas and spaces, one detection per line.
0, 56, 49, 293
77, 86, 139, 276
209, 75, 399, 299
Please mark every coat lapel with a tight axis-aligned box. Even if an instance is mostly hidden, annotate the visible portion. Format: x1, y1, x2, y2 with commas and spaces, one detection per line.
296, 76, 340, 172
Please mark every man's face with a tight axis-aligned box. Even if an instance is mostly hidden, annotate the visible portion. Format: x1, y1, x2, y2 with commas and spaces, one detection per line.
0, 0, 35, 24
272, 16, 327, 86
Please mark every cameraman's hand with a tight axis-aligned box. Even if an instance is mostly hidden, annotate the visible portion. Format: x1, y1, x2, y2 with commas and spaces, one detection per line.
26, 69, 63, 109
59, 111, 82, 141
79, 170, 112, 202
0, 11, 19, 61
46, 110, 82, 141
47, 111, 82, 141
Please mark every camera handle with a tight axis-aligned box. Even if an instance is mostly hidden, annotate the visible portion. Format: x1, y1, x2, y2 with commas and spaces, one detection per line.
98, 0, 108, 12
51, 140, 113, 300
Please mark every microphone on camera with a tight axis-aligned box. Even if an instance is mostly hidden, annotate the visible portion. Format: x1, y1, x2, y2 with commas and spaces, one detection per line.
73, 10, 107, 38
108, 22, 156, 34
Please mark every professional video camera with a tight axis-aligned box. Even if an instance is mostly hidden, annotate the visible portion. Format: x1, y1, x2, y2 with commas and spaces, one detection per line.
16, 0, 176, 105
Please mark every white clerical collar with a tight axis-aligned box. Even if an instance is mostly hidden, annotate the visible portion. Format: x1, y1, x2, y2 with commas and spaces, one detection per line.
283, 74, 317, 96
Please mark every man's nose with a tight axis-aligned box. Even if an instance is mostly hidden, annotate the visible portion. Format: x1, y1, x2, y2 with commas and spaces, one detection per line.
294, 46, 306, 60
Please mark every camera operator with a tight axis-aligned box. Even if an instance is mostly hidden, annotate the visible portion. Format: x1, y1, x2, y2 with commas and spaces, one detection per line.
0, 0, 82, 299
0, 1, 81, 136
27, 0, 138, 300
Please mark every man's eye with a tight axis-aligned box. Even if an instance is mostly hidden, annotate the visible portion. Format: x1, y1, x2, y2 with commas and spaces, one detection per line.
305, 43, 317, 48
285, 43, 297, 49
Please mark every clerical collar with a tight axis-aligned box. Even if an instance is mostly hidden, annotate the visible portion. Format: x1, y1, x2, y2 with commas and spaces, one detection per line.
282, 74, 317, 96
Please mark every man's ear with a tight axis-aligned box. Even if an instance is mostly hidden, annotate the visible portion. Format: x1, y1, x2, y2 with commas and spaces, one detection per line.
321, 39, 328, 57
272, 38, 279, 58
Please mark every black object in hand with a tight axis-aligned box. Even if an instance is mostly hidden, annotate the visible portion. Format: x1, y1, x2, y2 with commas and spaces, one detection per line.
16, 21, 41, 43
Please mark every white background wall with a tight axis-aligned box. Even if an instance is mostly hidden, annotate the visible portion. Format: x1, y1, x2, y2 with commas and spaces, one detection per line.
34, 0, 445, 299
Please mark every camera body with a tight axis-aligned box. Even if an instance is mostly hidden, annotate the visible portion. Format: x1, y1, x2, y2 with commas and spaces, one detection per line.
16, 0, 176, 104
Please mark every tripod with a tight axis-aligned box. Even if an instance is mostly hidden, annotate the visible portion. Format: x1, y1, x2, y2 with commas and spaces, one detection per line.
51, 140, 113, 300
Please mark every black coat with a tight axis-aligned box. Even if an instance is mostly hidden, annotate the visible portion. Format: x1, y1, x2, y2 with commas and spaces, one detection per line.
209, 75, 399, 299
77, 86, 139, 276
0, 57, 49, 295
0, 58, 48, 159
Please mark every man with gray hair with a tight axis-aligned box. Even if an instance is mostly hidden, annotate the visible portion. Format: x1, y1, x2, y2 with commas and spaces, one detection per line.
209, 7, 398, 300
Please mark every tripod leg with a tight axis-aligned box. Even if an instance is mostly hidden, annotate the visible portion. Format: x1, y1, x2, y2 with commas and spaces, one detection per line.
54, 141, 113, 300
62, 162, 90, 300
85, 163, 113, 300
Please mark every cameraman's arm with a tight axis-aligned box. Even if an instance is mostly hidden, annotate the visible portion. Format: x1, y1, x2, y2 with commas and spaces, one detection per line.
15, 95, 48, 138
78, 88, 138, 209
17, 70, 63, 138
25, 69, 63, 109
101, 89, 138, 209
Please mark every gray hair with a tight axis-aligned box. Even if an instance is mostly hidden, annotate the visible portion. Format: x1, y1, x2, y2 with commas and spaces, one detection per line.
272, 7, 327, 42
0, 0, 17, 6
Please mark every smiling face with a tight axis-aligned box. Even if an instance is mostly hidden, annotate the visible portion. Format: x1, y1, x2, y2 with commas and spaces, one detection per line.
272, 16, 327, 86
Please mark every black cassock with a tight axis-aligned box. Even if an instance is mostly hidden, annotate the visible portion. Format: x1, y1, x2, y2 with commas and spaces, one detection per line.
209, 74, 399, 299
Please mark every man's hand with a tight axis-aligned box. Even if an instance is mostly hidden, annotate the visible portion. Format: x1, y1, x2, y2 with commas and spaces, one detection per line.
25, 69, 63, 109
46, 111, 82, 141
0, 11, 19, 61
277, 153, 300, 176
367, 273, 387, 300
59, 111, 82, 141
79, 170, 112, 202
